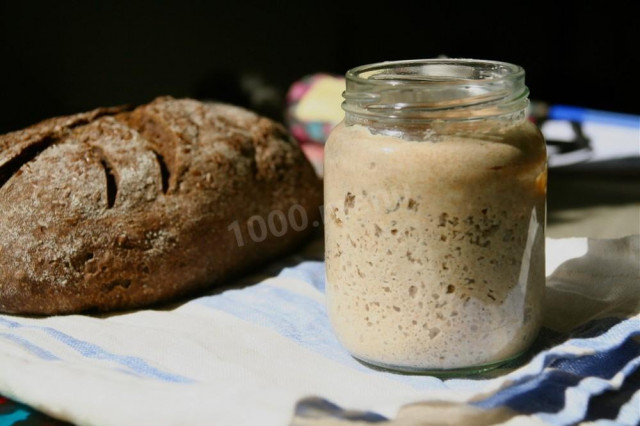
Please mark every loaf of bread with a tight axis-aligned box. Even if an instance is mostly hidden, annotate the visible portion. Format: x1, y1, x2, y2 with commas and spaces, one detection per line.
0, 97, 322, 315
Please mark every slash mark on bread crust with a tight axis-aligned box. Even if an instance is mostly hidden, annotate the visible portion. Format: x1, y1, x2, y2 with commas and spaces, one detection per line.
0, 136, 55, 191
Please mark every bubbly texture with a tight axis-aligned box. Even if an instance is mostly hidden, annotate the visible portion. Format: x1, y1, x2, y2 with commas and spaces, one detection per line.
324, 121, 547, 370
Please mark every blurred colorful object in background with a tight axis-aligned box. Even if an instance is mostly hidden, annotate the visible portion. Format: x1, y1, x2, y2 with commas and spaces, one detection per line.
286, 74, 345, 176
1, 393, 71, 425
286, 75, 640, 178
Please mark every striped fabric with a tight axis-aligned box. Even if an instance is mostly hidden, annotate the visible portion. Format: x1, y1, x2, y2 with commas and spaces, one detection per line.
0, 236, 638, 426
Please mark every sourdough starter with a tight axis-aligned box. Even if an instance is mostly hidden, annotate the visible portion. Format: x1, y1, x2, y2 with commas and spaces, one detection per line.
324, 121, 547, 370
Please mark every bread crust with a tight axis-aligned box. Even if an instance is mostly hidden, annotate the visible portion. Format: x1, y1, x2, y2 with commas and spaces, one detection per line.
0, 97, 322, 315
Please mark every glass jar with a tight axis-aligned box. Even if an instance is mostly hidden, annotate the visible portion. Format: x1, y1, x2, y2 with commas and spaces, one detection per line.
324, 59, 547, 374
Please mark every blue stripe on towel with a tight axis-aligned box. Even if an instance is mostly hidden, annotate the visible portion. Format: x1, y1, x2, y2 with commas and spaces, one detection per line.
0, 317, 193, 384
474, 369, 582, 412
0, 332, 60, 361
550, 338, 640, 379
538, 357, 640, 425
470, 320, 640, 426
475, 338, 640, 413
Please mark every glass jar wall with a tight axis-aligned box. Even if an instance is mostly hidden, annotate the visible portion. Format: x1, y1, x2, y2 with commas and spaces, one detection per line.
324, 59, 547, 373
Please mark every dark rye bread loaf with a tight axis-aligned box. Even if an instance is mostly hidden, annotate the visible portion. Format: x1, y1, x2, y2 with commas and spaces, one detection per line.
0, 97, 322, 315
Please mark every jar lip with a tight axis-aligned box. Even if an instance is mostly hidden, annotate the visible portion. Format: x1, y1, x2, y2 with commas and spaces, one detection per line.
346, 58, 525, 86
343, 58, 529, 122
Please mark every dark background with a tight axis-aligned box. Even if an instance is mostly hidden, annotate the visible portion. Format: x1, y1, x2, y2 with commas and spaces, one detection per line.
0, 0, 637, 133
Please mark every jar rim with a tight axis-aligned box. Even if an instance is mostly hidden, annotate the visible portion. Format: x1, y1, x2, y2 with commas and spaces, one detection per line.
346, 58, 525, 86
343, 58, 529, 122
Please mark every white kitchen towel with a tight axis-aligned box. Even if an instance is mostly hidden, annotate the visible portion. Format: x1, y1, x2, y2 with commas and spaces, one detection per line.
0, 236, 638, 426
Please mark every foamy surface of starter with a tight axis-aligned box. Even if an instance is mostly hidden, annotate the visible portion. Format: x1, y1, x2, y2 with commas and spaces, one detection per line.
324, 121, 547, 370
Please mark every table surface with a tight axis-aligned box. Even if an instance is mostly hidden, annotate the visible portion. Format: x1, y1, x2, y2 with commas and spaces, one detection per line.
546, 172, 640, 239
